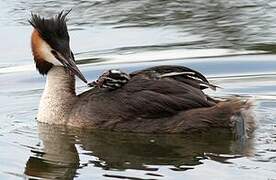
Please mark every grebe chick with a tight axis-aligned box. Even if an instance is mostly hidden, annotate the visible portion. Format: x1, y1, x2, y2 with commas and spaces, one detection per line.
29, 11, 255, 138
88, 69, 130, 90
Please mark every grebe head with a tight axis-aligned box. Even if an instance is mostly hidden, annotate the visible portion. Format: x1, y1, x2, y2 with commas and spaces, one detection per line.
29, 10, 87, 83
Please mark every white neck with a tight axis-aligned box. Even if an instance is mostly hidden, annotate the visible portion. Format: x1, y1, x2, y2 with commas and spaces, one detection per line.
37, 66, 78, 125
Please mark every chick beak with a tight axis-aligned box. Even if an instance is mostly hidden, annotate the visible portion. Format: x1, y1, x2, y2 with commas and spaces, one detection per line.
54, 51, 88, 83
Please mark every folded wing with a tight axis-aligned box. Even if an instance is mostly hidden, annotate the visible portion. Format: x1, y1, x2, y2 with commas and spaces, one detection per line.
81, 65, 217, 120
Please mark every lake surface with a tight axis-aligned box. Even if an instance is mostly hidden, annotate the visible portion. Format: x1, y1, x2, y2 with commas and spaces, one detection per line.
0, 0, 276, 179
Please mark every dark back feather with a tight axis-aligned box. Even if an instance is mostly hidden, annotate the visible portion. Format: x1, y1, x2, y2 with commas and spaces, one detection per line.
131, 65, 218, 90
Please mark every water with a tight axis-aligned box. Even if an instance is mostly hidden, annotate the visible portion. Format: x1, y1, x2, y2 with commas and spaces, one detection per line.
0, 0, 276, 179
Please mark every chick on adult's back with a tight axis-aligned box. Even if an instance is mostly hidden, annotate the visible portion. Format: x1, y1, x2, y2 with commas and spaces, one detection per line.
29, 11, 255, 137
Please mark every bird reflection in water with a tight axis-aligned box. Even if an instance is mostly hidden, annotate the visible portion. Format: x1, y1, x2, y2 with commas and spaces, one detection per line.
24, 123, 254, 179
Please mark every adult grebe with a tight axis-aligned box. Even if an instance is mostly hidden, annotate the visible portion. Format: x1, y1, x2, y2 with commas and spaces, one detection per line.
29, 11, 255, 137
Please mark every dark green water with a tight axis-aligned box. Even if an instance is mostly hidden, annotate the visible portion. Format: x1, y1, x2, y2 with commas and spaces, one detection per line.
0, 0, 276, 179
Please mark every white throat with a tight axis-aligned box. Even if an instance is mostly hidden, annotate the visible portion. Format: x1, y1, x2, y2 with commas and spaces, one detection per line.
37, 66, 77, 124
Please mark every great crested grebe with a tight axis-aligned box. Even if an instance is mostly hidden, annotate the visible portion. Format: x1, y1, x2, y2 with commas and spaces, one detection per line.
29, 11, 255, 136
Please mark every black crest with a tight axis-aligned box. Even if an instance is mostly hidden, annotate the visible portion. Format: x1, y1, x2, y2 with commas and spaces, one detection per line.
29, 10, 71, 50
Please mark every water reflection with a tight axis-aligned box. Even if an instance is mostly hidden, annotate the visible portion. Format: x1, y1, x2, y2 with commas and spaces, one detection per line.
24, 125, 79, 179
25, 123, 254, 179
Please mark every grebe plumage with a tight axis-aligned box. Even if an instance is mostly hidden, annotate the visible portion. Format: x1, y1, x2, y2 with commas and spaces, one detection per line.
29, 11, 255, 137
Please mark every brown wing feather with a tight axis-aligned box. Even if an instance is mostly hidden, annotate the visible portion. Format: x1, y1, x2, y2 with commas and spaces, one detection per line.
77, 73, 215, 122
